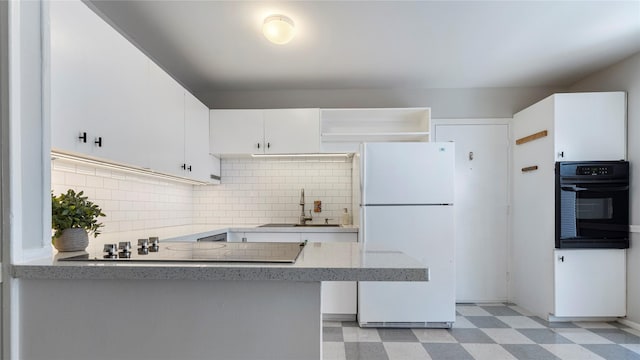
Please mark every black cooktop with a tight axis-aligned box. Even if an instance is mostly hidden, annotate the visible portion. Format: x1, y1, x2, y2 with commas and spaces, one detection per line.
58, 241, 307, 263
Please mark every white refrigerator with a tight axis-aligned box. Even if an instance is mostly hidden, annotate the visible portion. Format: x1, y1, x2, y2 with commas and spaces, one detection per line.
358, 142, 455, 328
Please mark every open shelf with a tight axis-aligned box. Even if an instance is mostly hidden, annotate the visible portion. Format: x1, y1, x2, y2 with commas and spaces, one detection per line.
320, 108, 431, 152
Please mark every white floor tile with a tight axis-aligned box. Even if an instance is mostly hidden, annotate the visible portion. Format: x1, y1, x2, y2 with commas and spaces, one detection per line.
342, 327, 381, 342
322, 341, 346, 360
453, 315, 478, 328
622, 344, 640, 355
574, 321, 618, 329
553, 328, 614, 344
481, 328, 535, 344
461, 343, 518, 360
497, 316, 546, 329
540, 344, 606, 360
412, 328, 457, 343
384, 342, 433, 360
457, 305, 492, 316
508, 305, 535, 316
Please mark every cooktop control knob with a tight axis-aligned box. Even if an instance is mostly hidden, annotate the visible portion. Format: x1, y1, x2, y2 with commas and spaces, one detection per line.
103, 244, 117, 258
149, 237, 159, 246
138, 239, 149, 249
118, 241, 132, 253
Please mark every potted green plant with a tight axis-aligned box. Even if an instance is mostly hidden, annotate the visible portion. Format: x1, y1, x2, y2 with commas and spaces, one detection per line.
51, 189, 106, 252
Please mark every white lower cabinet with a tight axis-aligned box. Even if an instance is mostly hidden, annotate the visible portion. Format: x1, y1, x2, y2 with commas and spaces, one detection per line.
554, 249, 626, 317
227, 231, 358, 316
300, 233, 358, 317
227, 232, 301, 243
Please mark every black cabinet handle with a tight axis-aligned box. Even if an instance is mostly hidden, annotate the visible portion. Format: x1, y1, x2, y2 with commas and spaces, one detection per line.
94, 137, 102, 147
187, 165, 192, 172
559, 256, 565, 262
257, 143, 260, 149
78, 132, 87, 143
181, 163, 186, 170
267, 142, 271, 149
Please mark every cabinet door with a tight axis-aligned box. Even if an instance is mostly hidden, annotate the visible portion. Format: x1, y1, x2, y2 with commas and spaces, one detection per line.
184, 92, 214, 182
50, 1, 149, 167
554, 92, 626, 161
302, 232, 358, 316
554, 249, 626, 317
263, 109, 320, 154
50, 0, 96, 155
210, 110, 264, 154
147, 62, 185, 177
244, 233, 301, 243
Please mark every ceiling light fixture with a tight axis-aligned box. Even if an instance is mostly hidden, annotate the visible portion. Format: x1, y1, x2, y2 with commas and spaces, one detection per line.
262, 14, 295, 45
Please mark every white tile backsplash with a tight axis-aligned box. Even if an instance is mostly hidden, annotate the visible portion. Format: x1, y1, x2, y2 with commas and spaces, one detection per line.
193, 158, 353, 225
51, 157, 354, 232
51, 159, 194, 234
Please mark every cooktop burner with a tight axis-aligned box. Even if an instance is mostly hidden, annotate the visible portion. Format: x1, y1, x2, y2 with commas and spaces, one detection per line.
59, 240, 307, 263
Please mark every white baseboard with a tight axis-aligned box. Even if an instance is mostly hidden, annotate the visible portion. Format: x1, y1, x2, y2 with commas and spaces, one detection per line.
548, 315, 619, 322
618, 318, 640, 331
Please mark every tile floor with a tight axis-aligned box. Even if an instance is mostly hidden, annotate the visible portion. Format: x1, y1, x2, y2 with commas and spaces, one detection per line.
322, 303, 640, 360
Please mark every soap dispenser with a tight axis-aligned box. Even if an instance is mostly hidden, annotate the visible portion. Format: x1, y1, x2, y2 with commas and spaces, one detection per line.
341, 208, 351, 226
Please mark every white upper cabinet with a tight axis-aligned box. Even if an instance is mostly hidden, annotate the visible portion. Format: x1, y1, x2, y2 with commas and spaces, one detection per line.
50, 0, 149, 167
512, 92, 626, 163
263, 109, 320, 154
147, 61, 185, 177
209, 109, 320, 155
49, 0, 218, 183
553, 92, 626, 161
210, 110, 264, 154
185, 92, 218, 183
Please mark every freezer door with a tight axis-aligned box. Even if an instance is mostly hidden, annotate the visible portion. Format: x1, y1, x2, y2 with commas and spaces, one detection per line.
359, 205, 455, 324
361, 142, 454, 205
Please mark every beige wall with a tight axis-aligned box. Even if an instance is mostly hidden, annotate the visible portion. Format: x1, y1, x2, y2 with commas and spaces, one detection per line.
569, 51, 640, 324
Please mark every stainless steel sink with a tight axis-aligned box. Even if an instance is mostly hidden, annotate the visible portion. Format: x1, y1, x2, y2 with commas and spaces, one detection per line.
258, 223, 340, 227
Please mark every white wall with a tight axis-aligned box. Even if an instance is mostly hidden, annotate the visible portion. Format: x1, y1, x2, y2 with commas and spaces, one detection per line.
51, 159, 194, 234
200, 87, 564, 118
193, 157, 352, 225
569, 51, 640, 324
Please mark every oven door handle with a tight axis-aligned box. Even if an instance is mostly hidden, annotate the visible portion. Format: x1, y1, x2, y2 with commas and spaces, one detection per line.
561, 185, 629, 192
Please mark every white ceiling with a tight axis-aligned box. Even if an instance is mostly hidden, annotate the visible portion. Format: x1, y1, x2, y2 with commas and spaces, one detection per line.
87, 1, 640, 93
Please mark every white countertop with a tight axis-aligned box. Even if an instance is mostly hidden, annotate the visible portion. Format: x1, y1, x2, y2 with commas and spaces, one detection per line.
8, 223, 431, 282
11, 242, 427, 282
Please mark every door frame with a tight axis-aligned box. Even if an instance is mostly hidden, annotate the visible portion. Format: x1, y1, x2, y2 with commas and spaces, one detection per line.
431, 118, 513, 302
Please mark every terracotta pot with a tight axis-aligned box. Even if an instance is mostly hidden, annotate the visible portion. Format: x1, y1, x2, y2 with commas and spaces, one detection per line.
53, 228, 89, 252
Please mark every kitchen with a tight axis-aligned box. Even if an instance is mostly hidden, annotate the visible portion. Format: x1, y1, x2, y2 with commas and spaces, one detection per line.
2, 1, 640, 360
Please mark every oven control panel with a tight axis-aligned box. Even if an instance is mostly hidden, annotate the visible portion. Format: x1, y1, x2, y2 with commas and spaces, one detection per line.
576, 166, 612, 176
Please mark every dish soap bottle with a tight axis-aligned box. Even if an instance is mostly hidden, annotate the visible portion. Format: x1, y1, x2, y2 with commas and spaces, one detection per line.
341, 208, 351, 226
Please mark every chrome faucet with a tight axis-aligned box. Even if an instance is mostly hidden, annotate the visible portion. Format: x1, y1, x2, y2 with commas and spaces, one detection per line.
299, 188, 313, 225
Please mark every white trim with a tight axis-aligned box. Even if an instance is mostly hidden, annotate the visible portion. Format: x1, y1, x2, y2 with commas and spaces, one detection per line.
630, 225, 640, 233
618, 318, 640, 331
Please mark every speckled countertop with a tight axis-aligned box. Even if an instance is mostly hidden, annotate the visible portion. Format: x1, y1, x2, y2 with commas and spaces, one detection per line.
11, 242, 428, 282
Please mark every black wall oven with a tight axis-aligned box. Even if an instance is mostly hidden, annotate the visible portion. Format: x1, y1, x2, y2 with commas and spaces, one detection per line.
555, 161, 629, 249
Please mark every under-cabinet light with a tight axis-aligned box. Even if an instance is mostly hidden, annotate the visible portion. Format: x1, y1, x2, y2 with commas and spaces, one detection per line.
250, 153, 351, 159
51, 151, 213, 185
